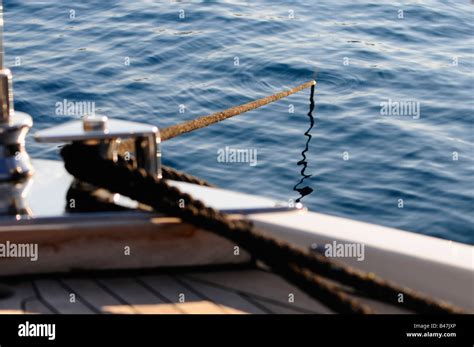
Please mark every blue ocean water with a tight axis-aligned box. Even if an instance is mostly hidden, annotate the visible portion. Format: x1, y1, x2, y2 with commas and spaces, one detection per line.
4, 1, 473, 243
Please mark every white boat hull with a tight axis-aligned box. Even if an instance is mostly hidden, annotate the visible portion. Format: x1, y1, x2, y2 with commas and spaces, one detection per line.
0, 160, 472, 313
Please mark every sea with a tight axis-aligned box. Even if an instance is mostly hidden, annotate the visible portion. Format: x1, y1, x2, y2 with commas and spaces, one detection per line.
4, 0, 473, 243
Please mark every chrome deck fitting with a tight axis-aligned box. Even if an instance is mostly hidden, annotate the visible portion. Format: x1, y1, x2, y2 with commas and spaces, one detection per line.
35, 115, 162, 179
0, 68, 34, 182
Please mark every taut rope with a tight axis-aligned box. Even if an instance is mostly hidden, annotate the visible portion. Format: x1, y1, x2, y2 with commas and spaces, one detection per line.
160, 80, 316, 141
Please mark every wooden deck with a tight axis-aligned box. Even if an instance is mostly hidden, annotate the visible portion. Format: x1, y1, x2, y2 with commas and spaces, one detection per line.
0, 268, 336, 314
6, 255, 452, 314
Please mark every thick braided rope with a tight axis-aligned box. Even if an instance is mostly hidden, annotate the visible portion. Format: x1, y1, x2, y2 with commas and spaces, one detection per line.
60, 143, 464, 314
61, 144, 369, 313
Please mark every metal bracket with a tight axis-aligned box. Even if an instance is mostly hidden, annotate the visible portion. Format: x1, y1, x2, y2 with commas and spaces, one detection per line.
35, 115, 162, 179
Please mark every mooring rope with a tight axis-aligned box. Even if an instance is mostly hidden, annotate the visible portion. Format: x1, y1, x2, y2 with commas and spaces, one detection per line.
60, 143, 464, 314
65, 165, 214, 213
61, 143, 370, 314
160, 80, 316, 141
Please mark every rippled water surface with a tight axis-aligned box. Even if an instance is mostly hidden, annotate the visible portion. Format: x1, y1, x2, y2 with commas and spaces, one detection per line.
4, 0, 473, 243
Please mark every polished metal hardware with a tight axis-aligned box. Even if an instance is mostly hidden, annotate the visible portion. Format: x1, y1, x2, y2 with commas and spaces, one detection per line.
0, 69, 34, 182
35, 115, 162, 179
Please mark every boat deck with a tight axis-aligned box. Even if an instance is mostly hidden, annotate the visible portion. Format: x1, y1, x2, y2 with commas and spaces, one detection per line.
1, 161, 470, 314
0, 267, 407, 314
0, 268, 328, 314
